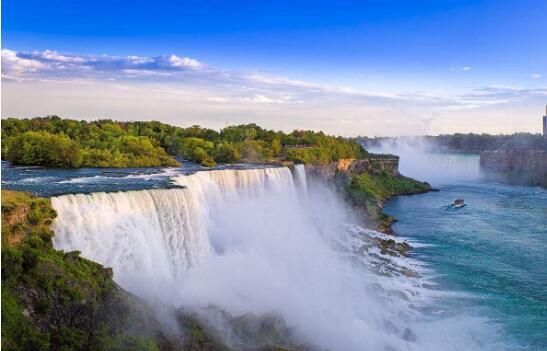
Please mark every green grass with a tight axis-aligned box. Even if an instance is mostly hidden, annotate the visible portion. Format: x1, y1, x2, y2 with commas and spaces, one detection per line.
347, 171, 430, 232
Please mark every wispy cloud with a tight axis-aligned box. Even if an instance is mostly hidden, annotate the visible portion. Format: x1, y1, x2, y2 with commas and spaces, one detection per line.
2, 49, 545, 135
522, 73, 542, 79
442, 85, 547, 110
1, 49, 206, 81
449, 66, 471, 72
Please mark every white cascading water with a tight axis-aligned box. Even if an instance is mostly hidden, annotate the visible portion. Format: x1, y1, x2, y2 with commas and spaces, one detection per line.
51, 167, 294, 300
52, 166, 495, 351
293, 164, 308, 193
51, 188, 212, 295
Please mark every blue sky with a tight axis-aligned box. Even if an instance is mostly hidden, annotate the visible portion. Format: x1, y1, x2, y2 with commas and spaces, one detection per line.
2, 0, 546, 135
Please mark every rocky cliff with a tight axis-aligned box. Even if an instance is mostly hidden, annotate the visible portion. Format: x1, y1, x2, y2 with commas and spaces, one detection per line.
480, 149, 547, 187
305, 155, 430, 241
304, 155, 400, 183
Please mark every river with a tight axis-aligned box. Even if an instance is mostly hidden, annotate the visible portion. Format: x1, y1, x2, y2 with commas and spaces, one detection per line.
371, 148, 546, 350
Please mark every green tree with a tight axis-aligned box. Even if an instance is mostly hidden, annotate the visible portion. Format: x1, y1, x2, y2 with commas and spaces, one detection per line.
1, 117, 367, 167
6, 131, 82, 168
213, 142, 240, 163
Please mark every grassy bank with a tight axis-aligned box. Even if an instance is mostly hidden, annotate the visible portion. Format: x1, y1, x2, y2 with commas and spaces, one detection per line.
347, 171, 430, 233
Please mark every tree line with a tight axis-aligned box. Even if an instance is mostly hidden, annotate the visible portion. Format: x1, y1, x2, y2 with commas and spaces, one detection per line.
1, 116, 366, 168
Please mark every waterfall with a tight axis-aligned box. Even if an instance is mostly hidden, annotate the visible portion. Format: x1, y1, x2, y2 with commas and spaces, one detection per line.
293, 164, 308, 193
52, 167, 296, 300
50, 165, 492, 351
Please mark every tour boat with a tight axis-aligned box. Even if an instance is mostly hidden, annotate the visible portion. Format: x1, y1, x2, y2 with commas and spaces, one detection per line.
454, 199, 465, 208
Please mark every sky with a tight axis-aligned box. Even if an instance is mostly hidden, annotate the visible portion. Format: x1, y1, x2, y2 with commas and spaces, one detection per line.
2, 0, 546, 136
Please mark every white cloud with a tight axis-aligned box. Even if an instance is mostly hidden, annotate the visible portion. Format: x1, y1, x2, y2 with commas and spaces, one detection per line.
1, 49, 51, 79
2, 49, 545, 135
449, 66, 471, 72
165, 55, 203, 69
522, 73, 542, 79
441, 85, 547, 110
39, 50, 87, 63
2, 49, 205, 81
242, 94, 291, 104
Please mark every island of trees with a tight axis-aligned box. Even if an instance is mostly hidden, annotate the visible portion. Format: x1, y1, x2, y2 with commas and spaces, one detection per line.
1, 116, 366, 168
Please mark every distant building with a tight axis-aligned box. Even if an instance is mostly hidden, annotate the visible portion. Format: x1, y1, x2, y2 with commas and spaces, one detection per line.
544, 105, 547, 137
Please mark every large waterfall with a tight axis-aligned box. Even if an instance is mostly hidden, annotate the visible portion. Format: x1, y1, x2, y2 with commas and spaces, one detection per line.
51, 166, 493, 351
52, 167, 296, 300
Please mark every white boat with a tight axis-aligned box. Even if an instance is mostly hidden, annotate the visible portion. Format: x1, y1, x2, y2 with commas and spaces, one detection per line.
454, 199, 465, 208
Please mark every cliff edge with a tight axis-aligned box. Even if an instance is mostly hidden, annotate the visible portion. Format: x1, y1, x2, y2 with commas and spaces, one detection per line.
480, 149, 547, 188
306, 156, 430, 235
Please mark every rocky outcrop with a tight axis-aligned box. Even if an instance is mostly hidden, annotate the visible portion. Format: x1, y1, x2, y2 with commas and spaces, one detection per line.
303, 155, 430, 257
304, 156, 400, 182
480, 149, 547, 187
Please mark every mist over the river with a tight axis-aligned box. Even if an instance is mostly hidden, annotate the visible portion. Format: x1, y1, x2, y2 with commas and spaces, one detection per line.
367, 137, 483, 186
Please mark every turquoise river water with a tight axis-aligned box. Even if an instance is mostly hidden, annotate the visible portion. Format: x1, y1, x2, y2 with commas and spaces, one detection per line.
385, 181, 546, 350
370, 148, 547, 350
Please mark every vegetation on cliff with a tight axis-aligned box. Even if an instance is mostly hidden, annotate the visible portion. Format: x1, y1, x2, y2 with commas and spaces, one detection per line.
1, 190, 162, 350
346, 171, 430, 233
1, 116, 365, 168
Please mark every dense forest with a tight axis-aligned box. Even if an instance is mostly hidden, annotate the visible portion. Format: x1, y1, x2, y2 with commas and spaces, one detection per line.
358, 133, 545, 153
1, 116, 366, 168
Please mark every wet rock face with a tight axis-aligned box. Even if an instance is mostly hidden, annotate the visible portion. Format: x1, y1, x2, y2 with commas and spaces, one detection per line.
337, 157, 400, 177
378, 238, 412, 257
480, 149, 547, 187
480, 149, 546, 173
177, 307, 312, 351
304, 162, 339, 182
